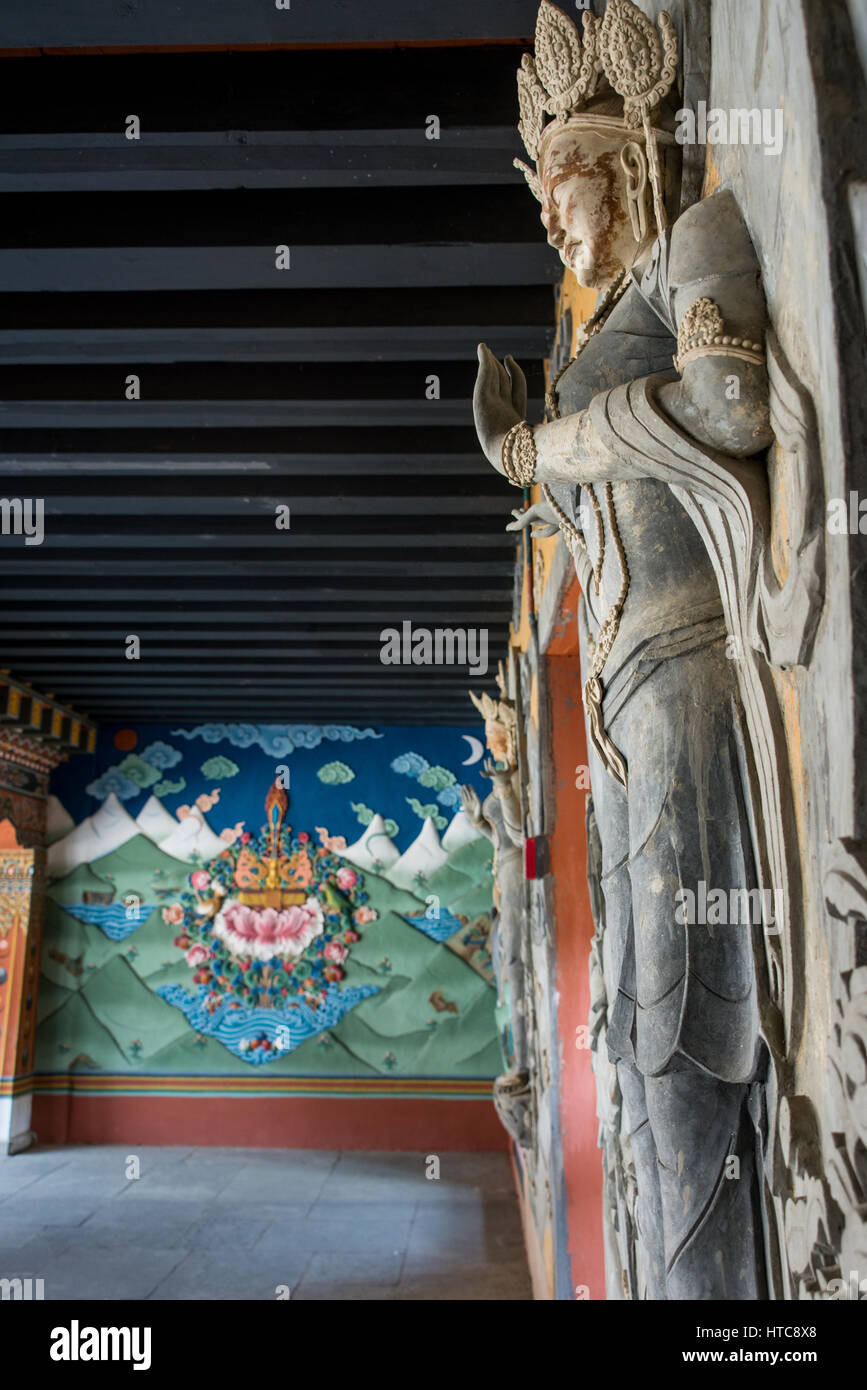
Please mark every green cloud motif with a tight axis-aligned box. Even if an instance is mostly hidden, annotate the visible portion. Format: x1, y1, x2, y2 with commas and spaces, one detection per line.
417, 764, 457, 792
406, 797, 447, 830
116, 753, 161, 789
351, 801, 400, 838
200, 755, 239, 780
317, 761, 356, 786
154, 776, 186, 798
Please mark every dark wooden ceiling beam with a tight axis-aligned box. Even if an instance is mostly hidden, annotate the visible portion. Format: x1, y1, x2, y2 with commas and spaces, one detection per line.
0, 284, 553, 331
0, 47, 525, 129
0, 324, 551, 365
0, 630, 510, 650
0, 610, 512, 627
0, 589, 511, 606
0, 398, 543, 429
16, 469, 506, 497
0, 359, 541, 396
0, 243, 558, 293
30, 673, 493, 686
17, 534, 515, 552
0, 451, 490, 476
0, 558, 516, 578
0, 127, 526, 193
3, 650, 508, 667
1, 0, 539, 48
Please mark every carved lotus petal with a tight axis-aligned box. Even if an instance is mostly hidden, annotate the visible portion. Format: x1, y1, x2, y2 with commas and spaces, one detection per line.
516, 55, 546, 161
534, 0, 598, 118
598, 0, 677, 129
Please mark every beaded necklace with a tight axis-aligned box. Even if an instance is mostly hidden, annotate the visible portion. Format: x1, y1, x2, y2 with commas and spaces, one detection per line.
542, 266, 633, 788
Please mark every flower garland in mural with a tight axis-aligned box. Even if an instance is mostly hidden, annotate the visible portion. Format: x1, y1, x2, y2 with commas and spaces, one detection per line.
156, 783, 380, 1064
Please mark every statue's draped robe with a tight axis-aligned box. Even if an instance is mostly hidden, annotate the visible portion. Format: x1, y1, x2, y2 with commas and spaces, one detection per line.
551, 190, 767, 1299
480, 777, 527, 1072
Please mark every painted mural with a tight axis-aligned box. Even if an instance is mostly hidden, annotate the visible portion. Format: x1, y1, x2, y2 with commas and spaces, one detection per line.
38, 723, 504, 1079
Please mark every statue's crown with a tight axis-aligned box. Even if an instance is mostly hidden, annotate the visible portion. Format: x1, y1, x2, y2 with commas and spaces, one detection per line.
514, 0, 678, 204
468, 660, 516, 732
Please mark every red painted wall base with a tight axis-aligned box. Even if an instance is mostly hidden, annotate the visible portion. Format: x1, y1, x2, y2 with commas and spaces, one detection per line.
32, 1093, 510, 1152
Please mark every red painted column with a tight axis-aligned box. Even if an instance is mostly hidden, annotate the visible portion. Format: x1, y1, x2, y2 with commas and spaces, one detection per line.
547, 582, 606, 1299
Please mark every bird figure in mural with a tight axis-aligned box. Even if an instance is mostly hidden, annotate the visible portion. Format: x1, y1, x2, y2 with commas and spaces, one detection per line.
429, 989, 459, 1015
321, 882, 349, 915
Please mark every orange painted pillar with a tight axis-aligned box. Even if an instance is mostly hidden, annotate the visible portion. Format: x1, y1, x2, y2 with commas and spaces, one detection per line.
0, 735, 55, 1156
547, 581, 607, 1299
0, 831, 43, 1155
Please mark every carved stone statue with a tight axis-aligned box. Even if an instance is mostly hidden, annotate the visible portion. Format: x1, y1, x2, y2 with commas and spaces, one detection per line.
473, 0, 787, 1298
461, 677, 533, 1147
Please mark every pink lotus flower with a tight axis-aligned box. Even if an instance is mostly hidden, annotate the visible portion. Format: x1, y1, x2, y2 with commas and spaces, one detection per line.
324, 940, 348, 963
162, 903, 184, 925
336, 867, 358, 891
186, 944, 211, 968
212, 896, 324, 962
354, 905, 378, 925
190, 870, 211, 892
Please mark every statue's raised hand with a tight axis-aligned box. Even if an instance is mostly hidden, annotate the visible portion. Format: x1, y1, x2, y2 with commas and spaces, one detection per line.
473, 344, 527, 471
460, 783, 484, 828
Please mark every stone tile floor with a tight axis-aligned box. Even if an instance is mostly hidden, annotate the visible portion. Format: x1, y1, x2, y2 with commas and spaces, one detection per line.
0, 1145, 532, 1300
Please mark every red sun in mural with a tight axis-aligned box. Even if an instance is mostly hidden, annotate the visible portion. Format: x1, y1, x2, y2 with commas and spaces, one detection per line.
113, 729, 138, 752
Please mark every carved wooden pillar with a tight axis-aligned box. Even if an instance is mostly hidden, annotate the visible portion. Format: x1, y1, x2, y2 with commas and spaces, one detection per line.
0, 733, 67, 1154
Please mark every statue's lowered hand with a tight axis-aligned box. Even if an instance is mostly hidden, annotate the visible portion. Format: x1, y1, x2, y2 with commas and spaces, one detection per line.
473, 344, 526, 470
506, 502, 559, 538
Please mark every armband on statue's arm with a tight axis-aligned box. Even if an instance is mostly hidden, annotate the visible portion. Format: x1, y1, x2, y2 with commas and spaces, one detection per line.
499, 410, 628, 489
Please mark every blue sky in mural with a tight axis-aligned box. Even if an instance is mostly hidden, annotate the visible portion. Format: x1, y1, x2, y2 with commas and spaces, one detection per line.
50, 723, 492, 853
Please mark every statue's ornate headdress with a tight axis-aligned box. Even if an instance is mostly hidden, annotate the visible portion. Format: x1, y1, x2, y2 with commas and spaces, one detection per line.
469, 661, 518, 766
514, 0, 678, 233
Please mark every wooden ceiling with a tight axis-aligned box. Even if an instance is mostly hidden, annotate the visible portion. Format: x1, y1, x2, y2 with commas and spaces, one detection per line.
0, 7, 559, 725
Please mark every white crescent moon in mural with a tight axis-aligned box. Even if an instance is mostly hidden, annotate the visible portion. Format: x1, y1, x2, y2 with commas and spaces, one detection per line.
461, 735, 485, 766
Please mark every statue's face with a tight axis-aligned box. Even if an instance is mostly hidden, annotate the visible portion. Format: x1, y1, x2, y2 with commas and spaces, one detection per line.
485, 719, 511, 767
539, 125, 635, 290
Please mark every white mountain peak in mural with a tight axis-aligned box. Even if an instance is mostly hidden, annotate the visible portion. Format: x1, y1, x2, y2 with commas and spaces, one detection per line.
339, 813, 400, 871
135, 794, 178, 845
45, 793, 75, 845
157, 806, 228, 864
47, 792, 141, 877
441, 809, 483, 854
386, 816, 449, 893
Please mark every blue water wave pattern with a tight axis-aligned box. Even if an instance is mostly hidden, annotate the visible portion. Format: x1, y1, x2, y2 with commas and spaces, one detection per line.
401, 909, 465, 944
58, 902, 155, 941
155, 981, 380, 1063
